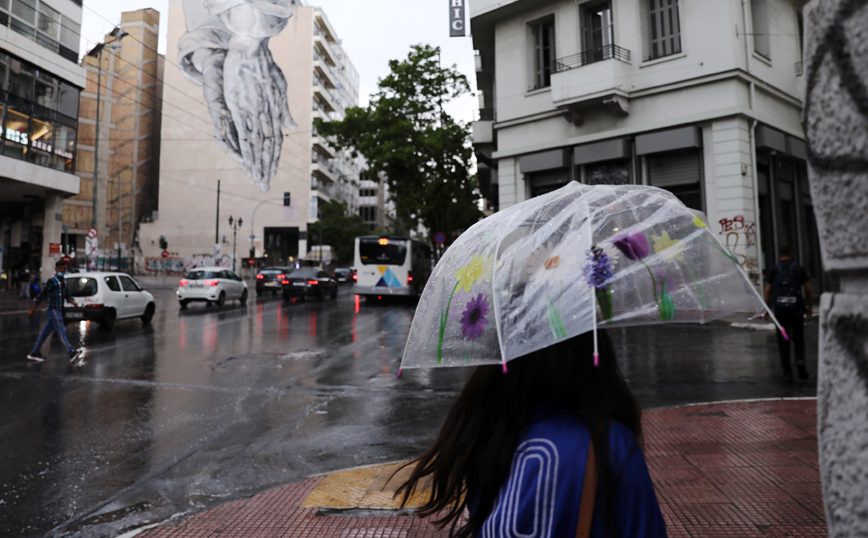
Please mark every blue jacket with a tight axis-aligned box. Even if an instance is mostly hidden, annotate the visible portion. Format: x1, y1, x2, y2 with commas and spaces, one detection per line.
471, 406, 667, 538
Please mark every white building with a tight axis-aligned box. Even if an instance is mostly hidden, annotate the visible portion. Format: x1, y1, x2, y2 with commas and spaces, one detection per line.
471, 0, 822, 289
140, 1, 361, 270
0, 0, 85, 281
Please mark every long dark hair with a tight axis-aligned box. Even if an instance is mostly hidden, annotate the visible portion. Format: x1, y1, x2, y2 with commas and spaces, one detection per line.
396, 329, 641, 538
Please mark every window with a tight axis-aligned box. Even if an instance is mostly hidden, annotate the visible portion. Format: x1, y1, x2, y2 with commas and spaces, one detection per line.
582, 1, 613, 64
647, 0, 681, 60
103, 276, 121, 292
119, 275, 140, 292
583, 160, 631, 185
751, 0, 770, 59
2, 1, 80, 61
646, 149, 702, 210
530, 16, 555, 89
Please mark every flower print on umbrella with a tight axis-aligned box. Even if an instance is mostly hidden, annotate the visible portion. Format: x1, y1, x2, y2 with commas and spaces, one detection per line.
611, 230, 675, 320
651, 231, 684, 263
437, 254, 489, 364
525, 242, 568, 339
583, 245, 615, 321
461, 293, 490, 340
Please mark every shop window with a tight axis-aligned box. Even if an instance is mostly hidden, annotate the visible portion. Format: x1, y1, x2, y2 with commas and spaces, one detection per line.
582, 159, 631, 185
8, 59, 34, 100
528, 169, 569, 198
57, 81, 79, 118
35, 69, 57, 109
29, 109, 53, 167
3, 107, 30, 159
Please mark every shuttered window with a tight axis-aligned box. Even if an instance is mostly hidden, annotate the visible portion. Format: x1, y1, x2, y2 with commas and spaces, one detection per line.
647, 150, 702, 210
648, 0, 681, 60
531, 17, 556, 89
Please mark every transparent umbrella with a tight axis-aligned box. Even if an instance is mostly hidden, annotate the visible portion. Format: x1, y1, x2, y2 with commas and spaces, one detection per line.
400, 181, 782, 373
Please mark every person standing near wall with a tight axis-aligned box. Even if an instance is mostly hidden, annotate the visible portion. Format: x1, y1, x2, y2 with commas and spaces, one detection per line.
764, 245, 813, 382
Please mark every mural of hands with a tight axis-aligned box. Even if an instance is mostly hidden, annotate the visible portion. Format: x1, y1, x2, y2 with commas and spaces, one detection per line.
179, 0, 298, 192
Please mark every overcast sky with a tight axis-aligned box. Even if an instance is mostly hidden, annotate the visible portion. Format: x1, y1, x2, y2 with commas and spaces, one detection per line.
80, 0, 479, 122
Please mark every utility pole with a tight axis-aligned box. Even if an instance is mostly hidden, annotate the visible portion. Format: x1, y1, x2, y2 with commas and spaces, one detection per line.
216, 179, 221, 246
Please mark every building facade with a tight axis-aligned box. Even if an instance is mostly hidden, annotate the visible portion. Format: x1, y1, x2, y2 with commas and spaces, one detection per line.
139, 0, 361, 271
65, 9, 162, 270
0, 0, 85, 282
358, 171, 395, 232
471, 0, 821, 289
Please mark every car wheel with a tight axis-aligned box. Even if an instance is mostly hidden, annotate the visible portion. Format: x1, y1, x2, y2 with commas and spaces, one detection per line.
99, 309, 116, 331
180, 299, 189, 309
240, 289, 248, 306
216, 291, 226, 308
142, 303, 155, 324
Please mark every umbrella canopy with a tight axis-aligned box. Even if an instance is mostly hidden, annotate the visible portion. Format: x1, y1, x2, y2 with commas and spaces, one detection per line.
400, 182, 771, 372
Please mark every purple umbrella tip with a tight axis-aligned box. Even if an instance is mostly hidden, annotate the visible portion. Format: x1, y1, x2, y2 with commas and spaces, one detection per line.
502, 362, 508, 374
593, 352, 599, 367
397, 368, 403, 378
780, 328, 790, 341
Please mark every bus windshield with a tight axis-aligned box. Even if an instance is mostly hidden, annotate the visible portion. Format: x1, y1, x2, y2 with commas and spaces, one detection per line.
359, 239, 407, 265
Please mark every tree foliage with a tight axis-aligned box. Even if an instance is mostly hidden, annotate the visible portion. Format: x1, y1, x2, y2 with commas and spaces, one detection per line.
315, 44, 481, 247
316, 199, 371, 264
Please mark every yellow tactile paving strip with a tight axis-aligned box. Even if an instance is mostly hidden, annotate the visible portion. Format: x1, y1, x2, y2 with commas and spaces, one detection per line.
301, 462, 433, 509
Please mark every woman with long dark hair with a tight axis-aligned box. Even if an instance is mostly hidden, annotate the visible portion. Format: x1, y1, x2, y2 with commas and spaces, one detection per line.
396, 329, 667, 538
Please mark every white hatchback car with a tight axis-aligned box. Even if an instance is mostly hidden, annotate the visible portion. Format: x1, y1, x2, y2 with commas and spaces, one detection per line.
176, 267, 248, 309
64, 272, 156, 331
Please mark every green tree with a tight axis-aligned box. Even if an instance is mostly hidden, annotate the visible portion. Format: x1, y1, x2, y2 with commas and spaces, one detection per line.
317, 199, 371, 264
315, 44, 481, 247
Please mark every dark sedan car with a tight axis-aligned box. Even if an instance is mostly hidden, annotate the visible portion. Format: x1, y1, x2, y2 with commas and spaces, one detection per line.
281, 268, 338, 301
255, 266, 292, 294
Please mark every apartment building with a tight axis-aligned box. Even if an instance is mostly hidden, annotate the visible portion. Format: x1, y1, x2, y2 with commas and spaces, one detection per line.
64, 9, 162, 269
140, 1, 361, 269
471, 0, 821, 290
358, 171, 395, 231
0, 0, 85, 282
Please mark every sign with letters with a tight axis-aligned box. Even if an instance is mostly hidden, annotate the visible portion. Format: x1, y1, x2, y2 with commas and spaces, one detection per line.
449, 0, 465, 37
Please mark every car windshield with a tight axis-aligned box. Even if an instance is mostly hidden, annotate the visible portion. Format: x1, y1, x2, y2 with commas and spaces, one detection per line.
291, 269, 320, 279
185, 270, 220, 280
67, 277, 98, 297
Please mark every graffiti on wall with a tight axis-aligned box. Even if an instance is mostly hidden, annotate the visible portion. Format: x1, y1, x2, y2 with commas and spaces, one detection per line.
178, 0, 297, 192
145, 256, 232, 275
719, 215, 759, 277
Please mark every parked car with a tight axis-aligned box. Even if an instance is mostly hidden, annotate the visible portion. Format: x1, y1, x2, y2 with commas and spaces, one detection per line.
255, 266, 292, 294
333, 268, 352, 283
281, 268, 338, 301
177, 267, 248, 309
63, 272, 155, 330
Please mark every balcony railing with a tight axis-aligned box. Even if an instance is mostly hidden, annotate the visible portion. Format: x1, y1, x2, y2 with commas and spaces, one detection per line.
795, 61, 803, 76
554, 44, 631, 73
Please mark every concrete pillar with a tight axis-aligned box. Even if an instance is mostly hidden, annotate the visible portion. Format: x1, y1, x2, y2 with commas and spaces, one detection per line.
803, 2, 868, 536
40, 193, 65, 282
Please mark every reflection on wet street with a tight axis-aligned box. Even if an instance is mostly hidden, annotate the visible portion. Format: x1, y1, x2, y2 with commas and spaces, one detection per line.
0, 287, 817, 537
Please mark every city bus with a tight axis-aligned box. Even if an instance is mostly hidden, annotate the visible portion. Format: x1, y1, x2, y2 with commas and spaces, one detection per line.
353, 236, 432, 299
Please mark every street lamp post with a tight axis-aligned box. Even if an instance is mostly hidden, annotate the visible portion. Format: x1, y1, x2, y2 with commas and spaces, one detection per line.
228, 216, 242, 272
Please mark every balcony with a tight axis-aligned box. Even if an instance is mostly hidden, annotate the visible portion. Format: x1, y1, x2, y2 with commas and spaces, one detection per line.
554, 44, 631, 73
472, 120, 494, 145
312, 136, 335, 159
311, 176, 334, 198
313, 58, 338, 88
314, 34, 339, 66
311, 153, 337, 183
313, 84, 338, 112
551, 45, 633, 121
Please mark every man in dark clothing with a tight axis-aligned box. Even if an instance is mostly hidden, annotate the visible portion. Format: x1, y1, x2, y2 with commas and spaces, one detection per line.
26, 260, 82, 364
764, 246, 813, 382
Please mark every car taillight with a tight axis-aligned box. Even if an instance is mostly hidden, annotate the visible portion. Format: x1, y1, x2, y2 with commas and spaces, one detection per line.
85, 303, 104, 308
281, 280, 290, 285
204, 279, 219, 287
277, 274, 286, 279
256, 274, 264, 279
407, 271, 413, 285
179, 279, 189, 286
307, 280, 319, 285
352, 274, 357, 282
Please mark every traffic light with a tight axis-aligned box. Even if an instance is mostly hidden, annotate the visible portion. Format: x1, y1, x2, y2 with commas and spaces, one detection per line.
283, 192, 291, 206
159, 235, 167, 250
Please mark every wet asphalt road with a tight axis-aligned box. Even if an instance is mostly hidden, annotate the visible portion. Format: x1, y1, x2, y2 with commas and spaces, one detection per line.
0, 285, 818, 538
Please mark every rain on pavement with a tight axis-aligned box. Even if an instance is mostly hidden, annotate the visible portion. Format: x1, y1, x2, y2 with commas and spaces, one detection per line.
0, 286, 818, 537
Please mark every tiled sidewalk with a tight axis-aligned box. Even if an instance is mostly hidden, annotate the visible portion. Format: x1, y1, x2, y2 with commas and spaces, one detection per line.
140, 399, 825, 538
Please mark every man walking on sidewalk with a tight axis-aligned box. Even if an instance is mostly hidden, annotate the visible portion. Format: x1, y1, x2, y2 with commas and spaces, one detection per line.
27, 260, 82, 364
765, 246, 813, 382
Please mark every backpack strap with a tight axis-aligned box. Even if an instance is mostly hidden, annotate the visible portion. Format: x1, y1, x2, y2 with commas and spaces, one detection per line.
575, 442, 598, 538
